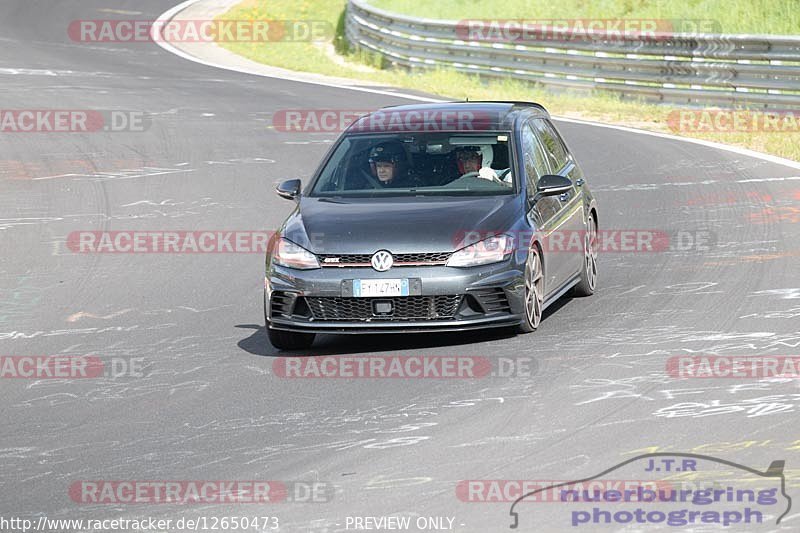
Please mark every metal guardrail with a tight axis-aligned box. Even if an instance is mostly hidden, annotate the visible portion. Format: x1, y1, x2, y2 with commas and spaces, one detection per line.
345, 0, 800, 109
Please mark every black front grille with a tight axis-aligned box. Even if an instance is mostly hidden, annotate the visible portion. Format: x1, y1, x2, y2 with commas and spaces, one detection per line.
471, 288, 511, 313
306, 296, 462, 321
394, 252, 452, 263
318, 254, 371, 265
317, 252, 452, 266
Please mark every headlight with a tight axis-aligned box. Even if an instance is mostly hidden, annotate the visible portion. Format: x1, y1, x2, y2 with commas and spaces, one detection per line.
446, 235, 513, 267
272, 238, 320, 270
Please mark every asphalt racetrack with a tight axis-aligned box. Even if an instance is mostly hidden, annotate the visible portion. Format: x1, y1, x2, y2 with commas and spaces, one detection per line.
2, 1, 800, 532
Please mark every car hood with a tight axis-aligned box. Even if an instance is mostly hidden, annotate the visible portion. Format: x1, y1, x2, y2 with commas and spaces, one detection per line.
281, 195, 522, 255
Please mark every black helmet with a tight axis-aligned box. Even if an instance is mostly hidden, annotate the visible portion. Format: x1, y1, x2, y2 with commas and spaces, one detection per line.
368, 142, 406, 178
369, 142, 405, 164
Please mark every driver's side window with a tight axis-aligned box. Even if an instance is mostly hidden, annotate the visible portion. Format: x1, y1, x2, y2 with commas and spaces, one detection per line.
521, 122, 551, 194
315, 138, 352, 191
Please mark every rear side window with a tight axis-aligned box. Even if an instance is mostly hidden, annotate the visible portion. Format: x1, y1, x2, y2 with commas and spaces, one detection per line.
532, 119, 569, 172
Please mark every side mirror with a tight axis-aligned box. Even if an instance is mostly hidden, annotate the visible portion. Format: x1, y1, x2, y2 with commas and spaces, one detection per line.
536, 174, 573, 197
276, 179, 301, 201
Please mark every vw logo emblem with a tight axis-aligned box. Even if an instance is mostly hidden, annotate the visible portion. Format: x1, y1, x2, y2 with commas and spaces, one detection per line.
371, 250, 393, 272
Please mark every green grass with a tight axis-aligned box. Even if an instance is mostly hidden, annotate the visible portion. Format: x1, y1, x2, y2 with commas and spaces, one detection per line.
218, 0, 800, 161
371, 0, 800, 35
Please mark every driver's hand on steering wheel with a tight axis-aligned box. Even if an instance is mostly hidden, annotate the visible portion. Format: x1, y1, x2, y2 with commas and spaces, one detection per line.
478, 167, 499, 181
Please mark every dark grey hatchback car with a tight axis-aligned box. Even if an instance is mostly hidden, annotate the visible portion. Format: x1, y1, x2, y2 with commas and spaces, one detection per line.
265, 102, 598, 350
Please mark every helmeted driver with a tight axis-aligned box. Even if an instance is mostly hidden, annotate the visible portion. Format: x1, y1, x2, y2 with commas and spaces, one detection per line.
368, 142, 408, 186
453, 145, 503, 182
455, 145, 483, 175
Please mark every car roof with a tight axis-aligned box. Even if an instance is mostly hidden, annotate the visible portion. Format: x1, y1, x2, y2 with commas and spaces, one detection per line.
345, 101, 549, 134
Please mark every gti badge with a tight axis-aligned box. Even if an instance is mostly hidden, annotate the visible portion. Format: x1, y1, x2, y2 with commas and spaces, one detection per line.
371, 250, 393, 272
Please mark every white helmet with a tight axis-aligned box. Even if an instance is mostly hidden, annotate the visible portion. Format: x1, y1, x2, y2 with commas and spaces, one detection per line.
480, 145, 493, 168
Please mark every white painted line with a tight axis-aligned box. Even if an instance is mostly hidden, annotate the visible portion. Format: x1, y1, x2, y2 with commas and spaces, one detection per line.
155, 0, 800, 170
553, 116, 800, 170
152, 0, 442, 103
97, 8, 143, 15
593, 175, 800, 192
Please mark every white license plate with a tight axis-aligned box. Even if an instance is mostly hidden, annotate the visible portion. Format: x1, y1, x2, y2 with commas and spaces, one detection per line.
353, 279, 409, 297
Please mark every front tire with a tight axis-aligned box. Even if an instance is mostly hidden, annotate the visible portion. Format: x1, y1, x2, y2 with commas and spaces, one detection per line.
518, 246, 544, 333
267, 327, 315, 350
573, 213, 598, 296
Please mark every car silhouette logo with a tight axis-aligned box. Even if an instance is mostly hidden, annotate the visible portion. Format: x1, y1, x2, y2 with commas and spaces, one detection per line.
371, 250, 393, 271
508, 452, 792, 529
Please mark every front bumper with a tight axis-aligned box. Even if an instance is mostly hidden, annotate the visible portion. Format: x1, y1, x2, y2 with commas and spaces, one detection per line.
265, 260, 525, 334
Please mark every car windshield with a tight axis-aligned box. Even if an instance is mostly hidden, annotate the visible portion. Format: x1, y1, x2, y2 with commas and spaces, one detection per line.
309, 133, 515, 197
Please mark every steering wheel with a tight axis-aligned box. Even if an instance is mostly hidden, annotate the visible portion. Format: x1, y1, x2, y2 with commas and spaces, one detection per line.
461, 169, 509, 186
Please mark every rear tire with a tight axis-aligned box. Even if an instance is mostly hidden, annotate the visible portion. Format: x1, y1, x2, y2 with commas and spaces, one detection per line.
268, 327, 315, 350
573, 213, 598, 297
